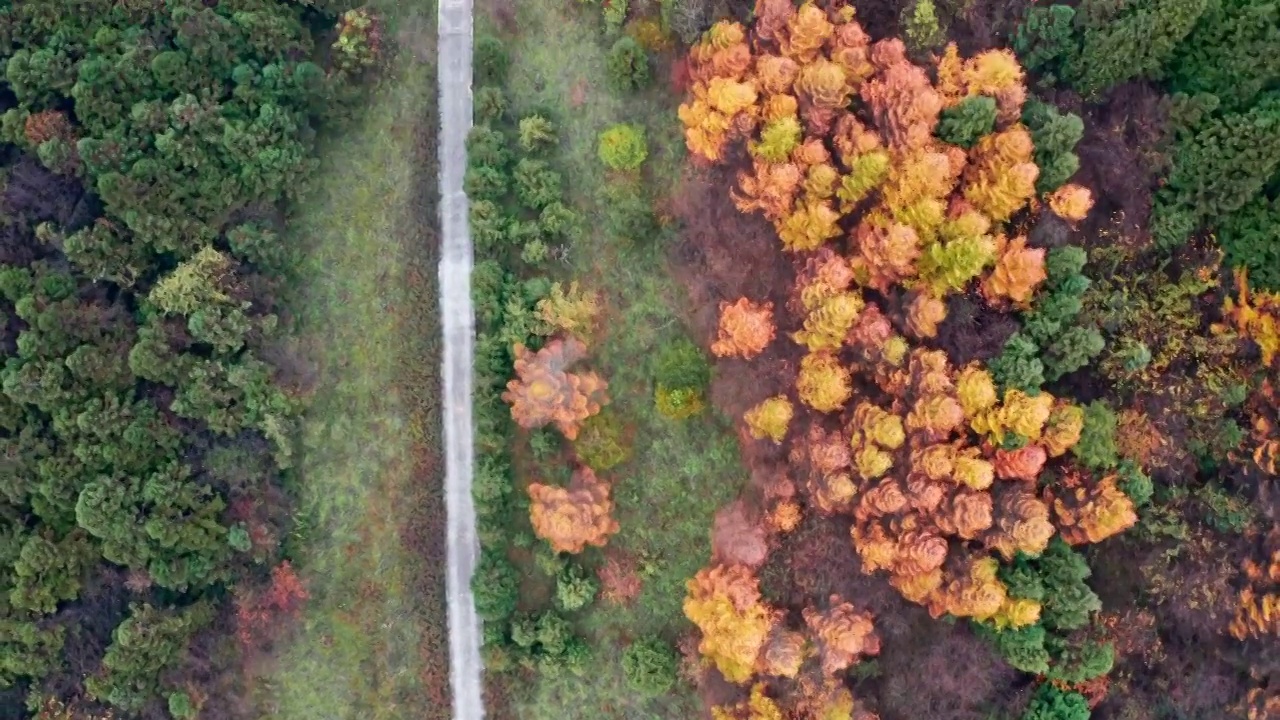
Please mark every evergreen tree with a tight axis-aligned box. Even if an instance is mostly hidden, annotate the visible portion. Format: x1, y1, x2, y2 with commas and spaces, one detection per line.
1023, 101, 1084, 192
1218, 195, 1280, 290
86, 603, 213, 713
1065, 0, 1211, 96
936, 96, 998, 148
1023, 684, 1090, 720
1160, 96, 1280, 226
1167, 0, 1280, 111
606, 36, 652, 92
1014, 5, 1079, 82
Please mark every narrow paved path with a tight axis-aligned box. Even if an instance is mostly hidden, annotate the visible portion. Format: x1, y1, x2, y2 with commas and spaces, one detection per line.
438, 0, 483, 717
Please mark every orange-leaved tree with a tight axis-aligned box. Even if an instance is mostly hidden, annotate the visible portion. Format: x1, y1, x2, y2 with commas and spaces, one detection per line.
1229, 529, 1279, 640
502, 336, 609, 440
801, 595, 881, 675
527, 466, 620, 553
1048, 469, 1139, 546
712, 298, 777, 359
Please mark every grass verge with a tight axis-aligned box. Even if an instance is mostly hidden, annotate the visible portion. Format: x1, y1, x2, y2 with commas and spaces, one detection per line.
484, 2, 746, 718
255, 2, 448, 718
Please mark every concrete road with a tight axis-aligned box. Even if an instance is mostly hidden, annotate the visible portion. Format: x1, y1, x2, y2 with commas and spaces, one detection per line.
437, 0, 483, 717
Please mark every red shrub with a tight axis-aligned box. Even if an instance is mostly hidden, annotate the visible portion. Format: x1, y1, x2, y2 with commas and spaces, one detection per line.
234, 561, 309, 651
24, 110, 74, 146
598, 552, 643, 605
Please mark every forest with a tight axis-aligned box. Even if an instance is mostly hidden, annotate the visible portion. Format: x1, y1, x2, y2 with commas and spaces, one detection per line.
1, 0, 1278, 718
0, 1, 393, 718
470, 0, 1278, 719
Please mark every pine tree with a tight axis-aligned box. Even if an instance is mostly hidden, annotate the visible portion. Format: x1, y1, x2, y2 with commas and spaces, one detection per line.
1013, 5, 1078, 82
1159, 96, 1280, 228
936, 96, 998, 148
1023, 101, 1083, 193
1065, 0, 1211, 96
1167, 0, 1280, 111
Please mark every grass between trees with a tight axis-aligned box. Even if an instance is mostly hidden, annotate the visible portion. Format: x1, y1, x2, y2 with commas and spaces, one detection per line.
256, 2, 449, 718
477, 1, 745, 718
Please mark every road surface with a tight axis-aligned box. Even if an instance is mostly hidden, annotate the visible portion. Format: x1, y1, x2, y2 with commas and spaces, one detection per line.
438, 0, 483, 717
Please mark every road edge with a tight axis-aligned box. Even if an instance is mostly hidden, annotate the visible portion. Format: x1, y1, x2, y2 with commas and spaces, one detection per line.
438, 0, 483, 717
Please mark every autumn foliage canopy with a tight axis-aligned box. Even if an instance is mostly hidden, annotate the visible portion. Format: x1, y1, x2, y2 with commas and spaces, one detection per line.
503, 337, 610, 439
528, 466, 621, 553
675, 1, 1150, 709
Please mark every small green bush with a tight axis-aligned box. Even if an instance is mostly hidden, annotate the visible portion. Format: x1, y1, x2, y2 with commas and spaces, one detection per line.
1073, 401, 1119, 470
474, 86, 508, 124
521, 239, 550, 266
535, 612, 573, 656
901, 0, 945, 54
1196, 484, 1255, 534
1115, 461, 1153, 507
654, 336, 711, 389
1221, 382, 1249, 408
978, 622, 1050, 675
473, 550, 520, 622
1112, 338, 1152, 373
573, 410, 631, 471
518, 114, 558, 154
601, 179, 659, 242
466, 125, 511, 170
1045, 246, 1087, 283
989, 333, 1046, 393
1045, 638, 1114, 684
1218, 195, 1280, 290
470, 200, 510, 255
653, 336, 711, 419
463, 165, 509, 202
1022, 684, 1090, 720
1036, 538, 1101, 632
539, 636, 592, 678
472, 260, 508, 329
555, 564, 599, 611
533, 544, 566, 576
598, 124, 649, 171
529, 426, 561, 463
513, 158, 564, 210
607, 36, 652, 92
168, 692, 196, 720
507, 219, 543, 248
510, 613, 538, 649
603, 0, 629, 34
473, 455, 514, 511
1149, 201, 1198, 250
999, 538, 1100, 634
475, 35, 510, 85
224, 223, 294, 276
538, 202, 581, 242
622, 636, 678, 695
1042, 325, 1105, 381
655, 385, 706, 420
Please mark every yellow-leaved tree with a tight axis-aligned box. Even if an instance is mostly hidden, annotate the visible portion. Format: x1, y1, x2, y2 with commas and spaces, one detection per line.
684, 564, 779, 683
